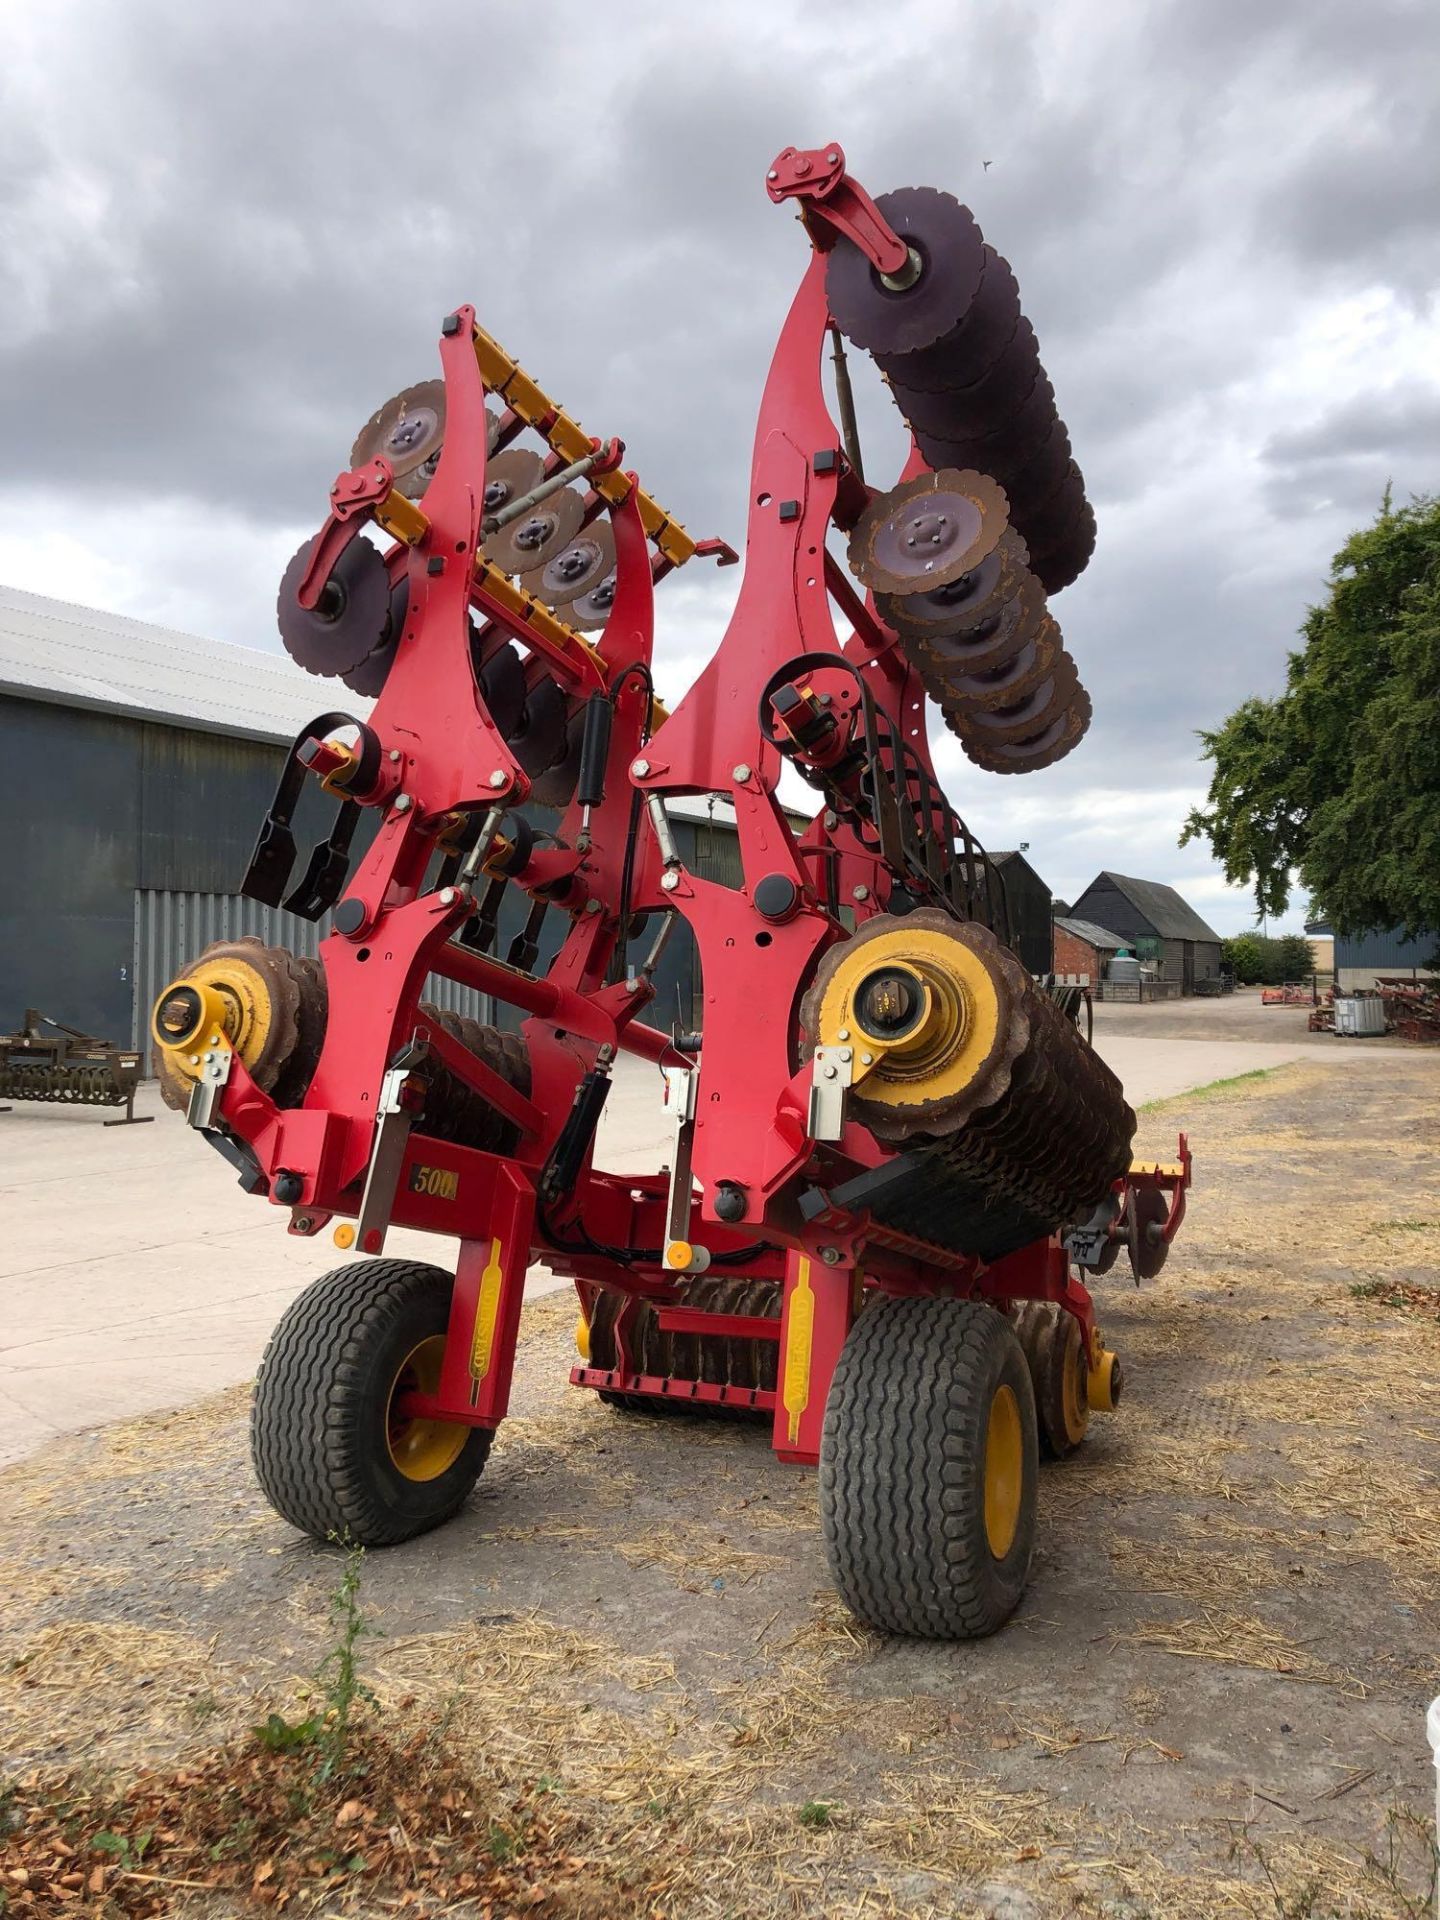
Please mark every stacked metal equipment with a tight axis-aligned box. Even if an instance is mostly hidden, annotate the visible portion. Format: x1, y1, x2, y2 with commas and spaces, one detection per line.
827, 189, 1093, 775
276, 389, 634, 809
0, 1011, 148, 1125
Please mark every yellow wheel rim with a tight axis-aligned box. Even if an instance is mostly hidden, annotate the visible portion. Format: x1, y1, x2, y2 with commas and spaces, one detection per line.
983, 1383, 1024, 1560
1059, 1320, 1090, 1446
386, 1336, 467, 1482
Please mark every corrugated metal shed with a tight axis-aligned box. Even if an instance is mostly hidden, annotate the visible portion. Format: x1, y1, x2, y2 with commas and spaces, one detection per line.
1054, 916, 1128, 951
1333, 926, 1436, 970
1085, 871, 1221, 944
0, 581, 362, 747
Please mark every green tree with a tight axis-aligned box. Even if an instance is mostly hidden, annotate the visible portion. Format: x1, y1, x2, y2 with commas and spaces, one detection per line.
1276, 933, 1315, 980
1182, 493, 1440, 936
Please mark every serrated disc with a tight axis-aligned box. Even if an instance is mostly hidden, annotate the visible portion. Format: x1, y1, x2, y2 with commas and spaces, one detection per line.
826, 187, 987, 357
340, 573, 410, 697
488, 486, 586, 577
957, 652, 1080, 742
481, 448, 545, 523
475, 637, 527, 737
878, 528, 1030, 640
876, 246, 1022, 394
960, 683, 1091, 773
939, 614, 1062, 713
849, 468, 1009, 594
522, 519, 614, 605
277, 534, 392, 679
350, 380, 447, 499
915, 570, 1049, 669
509, 673, 568, 776
562, 569, 618, 631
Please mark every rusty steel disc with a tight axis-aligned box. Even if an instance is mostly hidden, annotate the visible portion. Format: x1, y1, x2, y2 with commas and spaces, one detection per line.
475, 637, 527, 737
522, 519, 614, 606
903, 363, 1055, 463
1126, 1182, 1171, 1279
488, 486, 586, 577
340, 573, 410, 698
529, 703, 586, 808
996, 423, 1074, 521
959, 683, 1091, 774
509, 672, 569, 779
939, 614, 1063, 713
826, 187, 987, 358
1027, 496, 1097, 595
958, 652, 1081, 742
562, 569, 619, 631
916, 569, 1049, 667
480, 448, 545, 525
849, 469, 1009, 594
877, 528, 1031, 640
277, 534, 392, 679
876, 246, 1022, 393
350, 380, 448, 499
894, 321, 1043, 440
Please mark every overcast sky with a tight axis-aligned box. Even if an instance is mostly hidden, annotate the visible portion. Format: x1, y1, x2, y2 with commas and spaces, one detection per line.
3, 0, 1437, 933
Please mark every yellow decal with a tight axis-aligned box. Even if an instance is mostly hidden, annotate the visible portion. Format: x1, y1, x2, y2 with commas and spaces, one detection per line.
410, 1163, 460, 1201
782, 1258, 816, 1446
469, 1237, 505, 1383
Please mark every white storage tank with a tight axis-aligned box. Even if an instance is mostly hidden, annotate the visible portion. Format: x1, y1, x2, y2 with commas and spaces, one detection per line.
1334, 993, 1386, 1037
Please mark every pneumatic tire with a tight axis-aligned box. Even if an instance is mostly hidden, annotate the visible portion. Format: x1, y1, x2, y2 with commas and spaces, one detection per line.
819, 1295, 1038, 1638
252, 1260, 490, 1546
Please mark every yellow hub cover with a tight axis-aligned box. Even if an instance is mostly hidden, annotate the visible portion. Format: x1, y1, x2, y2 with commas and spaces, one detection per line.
983, 1383, 1024, 1559
386, 1336, 468, 1482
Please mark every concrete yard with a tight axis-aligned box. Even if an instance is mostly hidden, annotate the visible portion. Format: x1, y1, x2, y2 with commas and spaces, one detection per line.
0, 992, 1388, 1465
0, 1038, 1436, 1915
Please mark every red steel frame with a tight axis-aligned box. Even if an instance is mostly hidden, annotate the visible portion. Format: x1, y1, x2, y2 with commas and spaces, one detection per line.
203, 141, 1191, 1467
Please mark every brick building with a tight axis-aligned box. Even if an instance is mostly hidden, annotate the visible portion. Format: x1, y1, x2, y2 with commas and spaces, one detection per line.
1052, 915, 1128, 983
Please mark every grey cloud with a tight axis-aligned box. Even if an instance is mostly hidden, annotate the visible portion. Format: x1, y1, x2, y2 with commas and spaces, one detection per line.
0, 0, 1435, 937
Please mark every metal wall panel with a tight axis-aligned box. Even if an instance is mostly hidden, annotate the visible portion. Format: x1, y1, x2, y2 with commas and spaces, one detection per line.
131, 888, 493, 1067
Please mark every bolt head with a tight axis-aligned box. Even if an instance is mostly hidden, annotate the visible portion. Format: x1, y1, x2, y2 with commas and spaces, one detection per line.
837, 1027, 850, 1041
660, 870, 680, 892
839, 1048, 852, 1062
732, 762, 752, 784
388, 748, 402, 763
393, 793, 413, 813
488, 770, 507, 789
585, 898, 602, 914
439, 887, 456, 906
852, 884, 870, 902
860, 1051, 874, 1065
823, 1063, 837, 1079
821, 1246, 842, 1266
632, 758, 650, 778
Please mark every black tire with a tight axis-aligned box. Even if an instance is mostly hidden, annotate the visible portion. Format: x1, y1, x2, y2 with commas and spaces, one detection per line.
819, 1296, 1038, 1638
252, 1260, 490, 1546
1014, 1301, 1090, 1460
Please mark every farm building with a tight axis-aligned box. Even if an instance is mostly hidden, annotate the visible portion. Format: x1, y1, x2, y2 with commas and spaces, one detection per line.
990, 849, 1053, 976
1066, 871, 1222, 994
1052, 914, 1129, 983
1305, 922, 1437, 992
0, 584, 731, 1057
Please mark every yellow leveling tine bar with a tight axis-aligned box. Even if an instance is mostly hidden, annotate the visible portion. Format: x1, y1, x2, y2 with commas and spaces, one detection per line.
471, 323, 697, 571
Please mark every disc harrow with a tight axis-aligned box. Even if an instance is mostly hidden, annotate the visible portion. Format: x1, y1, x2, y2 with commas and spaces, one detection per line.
150, 138, 1193, 1646
825, 183, 1094, 595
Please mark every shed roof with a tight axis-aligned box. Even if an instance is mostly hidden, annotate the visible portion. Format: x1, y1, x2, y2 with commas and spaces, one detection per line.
1054, 915, 1129, 952
0, 582, 361, 747
1083, 871, 1222, 944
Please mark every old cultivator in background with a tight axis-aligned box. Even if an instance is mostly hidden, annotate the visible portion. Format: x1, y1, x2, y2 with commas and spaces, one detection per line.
153, 144, 1190, 1638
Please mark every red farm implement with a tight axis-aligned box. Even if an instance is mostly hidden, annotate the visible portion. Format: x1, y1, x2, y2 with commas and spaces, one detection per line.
152, 142, 1191, 1638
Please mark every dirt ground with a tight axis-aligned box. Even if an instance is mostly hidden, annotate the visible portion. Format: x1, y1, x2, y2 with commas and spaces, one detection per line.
1, 1051, 1438, 1917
